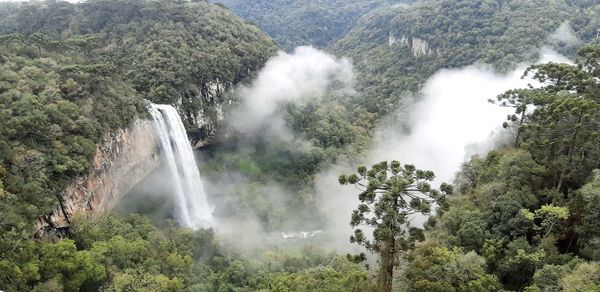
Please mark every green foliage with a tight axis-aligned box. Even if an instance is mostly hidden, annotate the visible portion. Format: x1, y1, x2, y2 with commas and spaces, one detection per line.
3, 213, 370, 291
270, 265, 372, 292
0, 0, 280, 246
496, 44, 600, 191
524, 262, 575, 292
333, 0, 599, 118
340, 160, 452, 291
1, 1, 599, 291
0, 0, 278, 132
0, 2, 285, 290
521, 205, 569, 240
415, 45, 600, 291
573, 171, 600, 260
106, 272, 184, 292
560, 262, 600, 292
406, 244, 502, 292
0, 40, 144, 238
37, 240, 106, 292
211, 0, 405, 50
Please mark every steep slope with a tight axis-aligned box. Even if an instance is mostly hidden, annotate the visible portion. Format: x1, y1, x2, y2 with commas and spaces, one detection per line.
0, 0, 278, 138
0, 45, 145, 235
211, 0, 409, 50
406, 44, 600, 290
0, 0, 279, 236
332, 0, 600, 116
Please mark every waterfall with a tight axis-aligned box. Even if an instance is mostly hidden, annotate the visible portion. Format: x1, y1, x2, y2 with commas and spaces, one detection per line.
148, 104, 214, 228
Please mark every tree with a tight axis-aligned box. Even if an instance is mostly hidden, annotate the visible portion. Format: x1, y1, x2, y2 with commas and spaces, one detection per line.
28, 32, 61, 56
526, 96, 600, 190
65, 34, 97, 57
0, 33, 24, 49
524, 263, 572, 292
406, 244, 502, 292
38, 240, 106, 292
491, 88, 540, 148
521, 204, 570, 241
560, 262, 600, 292
496, 44, 600, 191
574, 170, 600, 260
339, 161, 452, 292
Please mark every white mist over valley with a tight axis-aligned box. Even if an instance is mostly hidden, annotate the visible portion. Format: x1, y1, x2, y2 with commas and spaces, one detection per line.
1, 1, 598, 291
147, 44, 571, 253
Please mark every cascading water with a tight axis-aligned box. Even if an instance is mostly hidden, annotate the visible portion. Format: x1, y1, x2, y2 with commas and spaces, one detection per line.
148, 104, 214, 228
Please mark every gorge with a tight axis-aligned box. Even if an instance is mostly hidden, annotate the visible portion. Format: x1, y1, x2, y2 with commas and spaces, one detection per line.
1, 0, 599, 291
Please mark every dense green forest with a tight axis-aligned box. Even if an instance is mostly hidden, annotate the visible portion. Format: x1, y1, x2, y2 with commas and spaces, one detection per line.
1, 0, 599, 291
405, 44, 600, 291
209, 0, 599, 116
332, 0, 600, 116
0, 31, 145, 235
200, 0, 600, 235
0, 0, 277, 132
0, 0, 277, 231
209, 0, 408, 51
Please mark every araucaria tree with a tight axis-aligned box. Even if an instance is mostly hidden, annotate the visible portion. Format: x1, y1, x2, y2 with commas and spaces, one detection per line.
339, 161, 452, 292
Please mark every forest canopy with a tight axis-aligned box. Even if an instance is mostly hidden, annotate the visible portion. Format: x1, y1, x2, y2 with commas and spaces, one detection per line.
0, 0, 599, 291
209, 0, 410, 51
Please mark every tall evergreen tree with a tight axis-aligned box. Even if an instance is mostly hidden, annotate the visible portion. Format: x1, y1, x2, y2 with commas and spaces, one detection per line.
339, 160, 452, 291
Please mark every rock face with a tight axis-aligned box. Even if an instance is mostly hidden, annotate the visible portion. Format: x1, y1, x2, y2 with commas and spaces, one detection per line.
389, 32, 437, 56
184, 79, 236, 149
36, 119, 161, 236
411, 37, 432, 56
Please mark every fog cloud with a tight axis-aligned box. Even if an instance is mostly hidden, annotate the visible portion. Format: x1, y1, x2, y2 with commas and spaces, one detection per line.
318, 48, 571, 248
231, 46, 353, 136
370, 49, 570, 185
549, 21, 581, 46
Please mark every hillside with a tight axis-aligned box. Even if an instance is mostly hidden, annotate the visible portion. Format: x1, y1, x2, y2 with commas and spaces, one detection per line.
332, 0, 600, 116
1, 0, 599, 291
407, 45, 600, 291
0, 1, 285, 290
210, 0, 408, 50
0, 0, 278, 135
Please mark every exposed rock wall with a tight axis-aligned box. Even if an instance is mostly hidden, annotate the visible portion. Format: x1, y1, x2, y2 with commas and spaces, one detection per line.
388, 32, 437, 56
186, 79, 235, 148
411, 37, 432, 56
36, 119, 161, 236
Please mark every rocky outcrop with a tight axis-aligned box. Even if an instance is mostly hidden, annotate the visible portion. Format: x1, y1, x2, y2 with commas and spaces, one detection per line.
388, 32, 437, 57
186, 78, 235, 148
411, 37, 432, 56
36, 119, 161, 236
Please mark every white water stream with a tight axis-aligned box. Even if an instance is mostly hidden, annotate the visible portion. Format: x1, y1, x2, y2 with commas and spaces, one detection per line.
149, 104, 214, 228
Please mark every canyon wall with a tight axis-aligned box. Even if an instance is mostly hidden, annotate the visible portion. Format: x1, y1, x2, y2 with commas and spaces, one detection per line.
36, 119, 161, 236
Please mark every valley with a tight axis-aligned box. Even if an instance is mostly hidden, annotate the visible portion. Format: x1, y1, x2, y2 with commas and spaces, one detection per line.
0, 0, 599, 291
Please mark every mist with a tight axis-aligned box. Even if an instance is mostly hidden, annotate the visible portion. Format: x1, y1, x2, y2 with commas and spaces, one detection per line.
317, 48, 571, 250
120, 44, 571, 255
369, 48, 572, 183
231, 46, 353, 139
191, 46, 356, 249
549, 21, 581, 46
369, 65, 522, 183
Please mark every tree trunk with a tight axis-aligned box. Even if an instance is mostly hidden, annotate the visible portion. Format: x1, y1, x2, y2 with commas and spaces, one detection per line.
377, 196, 400, 292
56, 192, 71, 226
378, 239, 394, 292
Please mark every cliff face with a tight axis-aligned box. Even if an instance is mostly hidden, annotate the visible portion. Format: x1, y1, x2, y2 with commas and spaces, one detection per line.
185, 79, 235, 149
36, 119, 161, 236
388, 32, 437, 56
